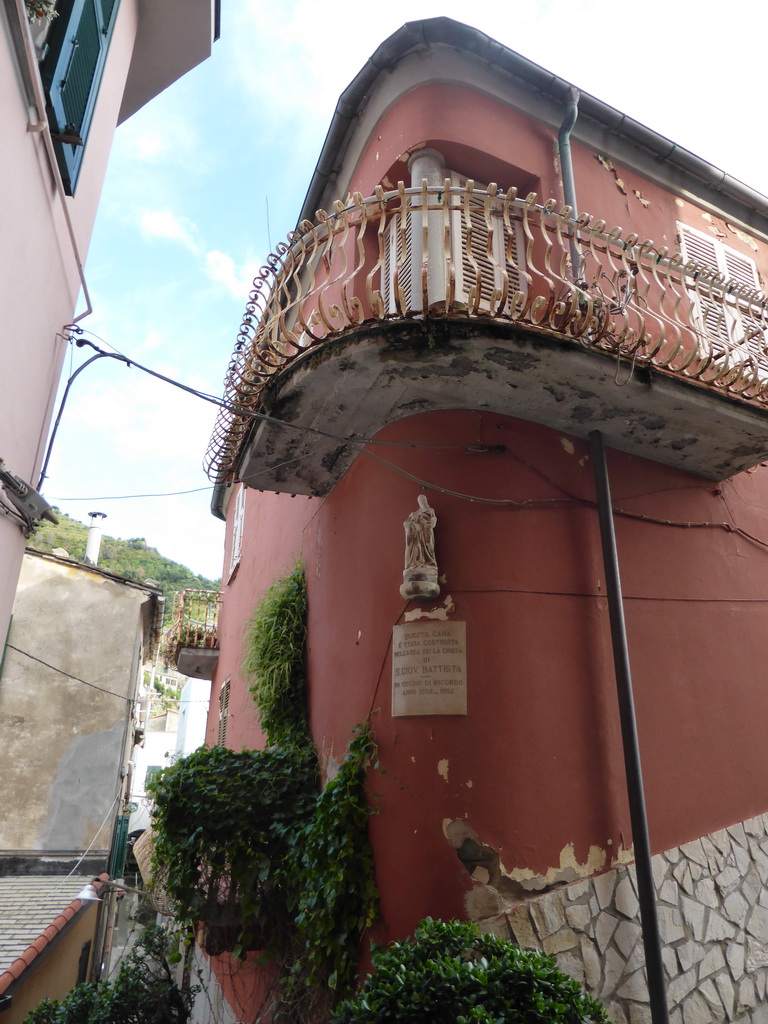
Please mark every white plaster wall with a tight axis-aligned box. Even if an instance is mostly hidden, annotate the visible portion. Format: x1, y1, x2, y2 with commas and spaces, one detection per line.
0, 0, 140, 648
176, 677, 211, 756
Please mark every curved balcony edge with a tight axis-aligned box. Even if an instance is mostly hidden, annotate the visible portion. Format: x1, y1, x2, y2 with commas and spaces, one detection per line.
232, 318, 768, 496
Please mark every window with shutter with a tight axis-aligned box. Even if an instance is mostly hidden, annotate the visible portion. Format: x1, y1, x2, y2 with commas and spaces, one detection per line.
384, 209, 415, 313
678, 224, 767, 375
109, 813, 130, 879
217, 679, 230, 747
228, 485, 245, 579
40, 0, 121, 194
451, 174, 525, 313
384, 174, 525, 315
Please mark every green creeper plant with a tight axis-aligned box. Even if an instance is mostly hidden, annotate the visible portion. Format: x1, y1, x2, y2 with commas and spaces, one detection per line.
242, 563, 310, 749
148, 744, 318, 956
294, 724, 379, 994
332, 918, 609, 1024
149, 563, 380, 1022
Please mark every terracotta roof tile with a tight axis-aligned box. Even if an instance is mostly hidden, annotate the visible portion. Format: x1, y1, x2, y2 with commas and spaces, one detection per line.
0, 875, 107, 995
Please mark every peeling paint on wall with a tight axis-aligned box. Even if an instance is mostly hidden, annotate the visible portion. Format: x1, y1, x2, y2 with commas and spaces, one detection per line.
728, 223, 760, 252
437, 758, 449, 782
404, 595, 455, 622
444, 818, 633, 898
560, 437, 575, 455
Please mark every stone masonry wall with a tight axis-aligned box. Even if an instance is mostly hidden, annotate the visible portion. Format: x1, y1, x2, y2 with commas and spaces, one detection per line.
472, 812, 768, 1024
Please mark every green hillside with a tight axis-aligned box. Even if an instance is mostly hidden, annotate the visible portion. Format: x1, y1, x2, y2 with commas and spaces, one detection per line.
30, 510, 220, 608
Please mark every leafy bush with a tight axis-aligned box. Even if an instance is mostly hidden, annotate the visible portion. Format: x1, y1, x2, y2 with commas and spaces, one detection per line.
23, 925, 191, 1024
150, 565, 380, 1021
148, 744, 318, 954
332, 918, 608, 1024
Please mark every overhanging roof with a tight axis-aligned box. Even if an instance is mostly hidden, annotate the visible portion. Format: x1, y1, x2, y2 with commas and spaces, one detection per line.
299, 18, 768, 238
118, 0, 220, 124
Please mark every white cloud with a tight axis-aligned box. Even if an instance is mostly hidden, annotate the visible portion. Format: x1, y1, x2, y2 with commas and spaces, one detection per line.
204, 250, 259, 300
138, 209, 201, 252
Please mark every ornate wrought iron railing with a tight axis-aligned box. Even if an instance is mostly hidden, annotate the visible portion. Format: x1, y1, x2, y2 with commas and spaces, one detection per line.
205, 181, 768, 481
163, 589, 220, 666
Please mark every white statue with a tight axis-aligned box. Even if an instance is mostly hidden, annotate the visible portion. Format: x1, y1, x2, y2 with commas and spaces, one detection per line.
400, 495, 440, 601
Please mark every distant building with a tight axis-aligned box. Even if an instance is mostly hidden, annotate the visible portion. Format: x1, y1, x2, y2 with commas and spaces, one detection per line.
0, 549, 163, 865
0, 549, 163, 1013
128, 676, 210, 834
192, 18, 768, 1024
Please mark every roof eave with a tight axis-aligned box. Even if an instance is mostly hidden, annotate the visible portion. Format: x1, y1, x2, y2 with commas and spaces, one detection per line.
298, 17, 768, 231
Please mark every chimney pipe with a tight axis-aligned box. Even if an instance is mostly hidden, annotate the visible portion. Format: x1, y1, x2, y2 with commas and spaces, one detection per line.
84, 511, 107, 566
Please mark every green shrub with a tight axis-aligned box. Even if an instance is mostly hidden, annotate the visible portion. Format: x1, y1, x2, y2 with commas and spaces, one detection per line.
332, 918, 608, 1024
148, 744, 318, 953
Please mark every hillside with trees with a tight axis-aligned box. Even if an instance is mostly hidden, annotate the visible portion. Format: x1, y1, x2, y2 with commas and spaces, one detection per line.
30, 510, 219, 608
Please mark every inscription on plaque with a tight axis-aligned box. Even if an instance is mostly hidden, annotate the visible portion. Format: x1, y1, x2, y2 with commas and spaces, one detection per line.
392, 621, 467, 717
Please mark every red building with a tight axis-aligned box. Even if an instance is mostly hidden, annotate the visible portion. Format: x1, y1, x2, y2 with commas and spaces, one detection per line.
194, 18, 768, 1024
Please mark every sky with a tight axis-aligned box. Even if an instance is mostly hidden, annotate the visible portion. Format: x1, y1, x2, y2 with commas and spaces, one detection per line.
41, 0, 768, 581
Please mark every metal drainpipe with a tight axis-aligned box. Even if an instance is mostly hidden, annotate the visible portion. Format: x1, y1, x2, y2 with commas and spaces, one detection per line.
589, 430, 670, 1024
557, 87, 582, 281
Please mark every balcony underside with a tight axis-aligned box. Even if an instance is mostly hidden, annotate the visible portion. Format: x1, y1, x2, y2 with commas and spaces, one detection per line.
176, 646, 219, 681
237, 320, 768, 495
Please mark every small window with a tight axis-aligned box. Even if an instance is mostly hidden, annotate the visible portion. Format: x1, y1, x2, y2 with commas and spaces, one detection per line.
228, 486, 245, 580
217, 679, 230, 747
76, 941, 92, 985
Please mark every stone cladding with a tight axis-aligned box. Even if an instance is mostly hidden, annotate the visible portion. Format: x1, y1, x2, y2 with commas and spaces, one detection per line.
474, 813, 768, 1024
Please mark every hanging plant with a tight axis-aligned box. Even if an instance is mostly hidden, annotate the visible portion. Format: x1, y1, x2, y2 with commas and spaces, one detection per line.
242, 563, 310, 748
25, 0, 57, 21
148, 744, 318, 956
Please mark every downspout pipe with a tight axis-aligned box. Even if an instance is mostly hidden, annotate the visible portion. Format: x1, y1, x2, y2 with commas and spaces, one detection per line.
589, 430, 670, 1024
558, 87, 581, 281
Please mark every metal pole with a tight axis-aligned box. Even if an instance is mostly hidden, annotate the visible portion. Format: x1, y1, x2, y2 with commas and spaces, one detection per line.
589, 430, 669, 1024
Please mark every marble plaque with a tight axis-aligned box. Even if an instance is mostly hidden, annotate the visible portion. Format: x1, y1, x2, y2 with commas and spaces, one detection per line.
392, 621, 467, 716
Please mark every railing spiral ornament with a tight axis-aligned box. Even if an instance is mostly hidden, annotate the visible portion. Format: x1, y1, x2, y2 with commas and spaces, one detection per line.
204, 183, 768, 482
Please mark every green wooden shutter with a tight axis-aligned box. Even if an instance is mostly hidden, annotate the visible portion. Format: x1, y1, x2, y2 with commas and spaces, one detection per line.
109, 813, 130, 879
41, 0, 120, 194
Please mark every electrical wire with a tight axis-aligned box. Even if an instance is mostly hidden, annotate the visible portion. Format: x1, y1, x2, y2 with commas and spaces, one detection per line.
43, 328, 768, 556
56, 795, 120, 886
6, 643, 134, 702
50, 486, 214, 501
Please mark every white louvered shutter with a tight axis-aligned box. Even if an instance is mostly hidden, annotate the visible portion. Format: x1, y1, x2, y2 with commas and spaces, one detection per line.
385, 211, 416, 314
679, 224, 765, 373
228, 485, 245, 579
451, 174, 524, 313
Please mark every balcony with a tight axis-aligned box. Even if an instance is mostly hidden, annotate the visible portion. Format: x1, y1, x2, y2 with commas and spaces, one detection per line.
163, 589, 220, 680
205, 182, 768, 493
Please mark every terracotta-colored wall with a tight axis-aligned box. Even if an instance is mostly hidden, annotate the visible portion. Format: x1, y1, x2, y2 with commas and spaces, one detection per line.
214, 408, 768, 943
333, 81, 767, 291
207, 62, 768, 983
